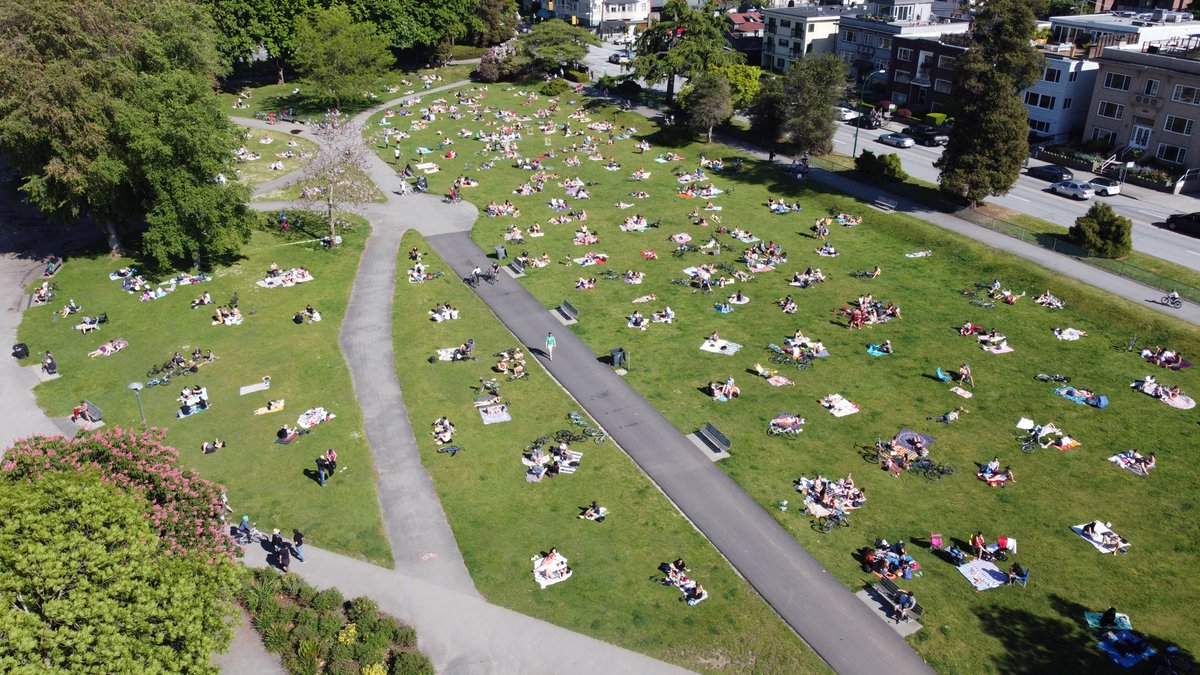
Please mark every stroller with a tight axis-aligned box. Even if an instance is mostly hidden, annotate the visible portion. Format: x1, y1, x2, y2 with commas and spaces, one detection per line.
452, 339, 476, 361
414, 175, 429, 194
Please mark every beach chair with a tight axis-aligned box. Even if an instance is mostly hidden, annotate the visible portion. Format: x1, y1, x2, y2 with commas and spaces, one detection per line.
935, 367, 952, 382
1013, 566, 1031, 589
930, 533, 944, 550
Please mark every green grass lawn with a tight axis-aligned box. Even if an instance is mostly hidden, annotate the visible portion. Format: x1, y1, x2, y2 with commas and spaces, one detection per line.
253, 163, 388, 204
232, 129, 317, 191
376, 83, 1200, 672
391, 231, 827, 674
16, 219, 392, 567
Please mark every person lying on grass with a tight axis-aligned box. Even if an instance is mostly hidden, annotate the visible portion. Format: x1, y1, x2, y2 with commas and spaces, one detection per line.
960, 321, 984, 336
927, 406, 968, 424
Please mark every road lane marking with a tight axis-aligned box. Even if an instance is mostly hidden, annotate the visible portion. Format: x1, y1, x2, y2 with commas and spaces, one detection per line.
1008, 195, 1031, 203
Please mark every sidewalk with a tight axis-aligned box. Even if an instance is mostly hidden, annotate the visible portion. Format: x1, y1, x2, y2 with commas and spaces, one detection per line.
426, 232, 933, 675
241, 544, 693, 675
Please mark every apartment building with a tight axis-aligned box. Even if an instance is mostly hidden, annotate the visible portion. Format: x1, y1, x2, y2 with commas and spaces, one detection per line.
761, 6, 858, 74
1083, 37, 1200, 169
885, 34, 967, 112
1048, 11, 1198, 49
835, 0, 970, 79
1023, 54, 1101, 144
553, 0, 649, 29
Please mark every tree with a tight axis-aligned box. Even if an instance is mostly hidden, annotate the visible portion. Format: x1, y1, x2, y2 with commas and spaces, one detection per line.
300, 123, 380, 237
1069, 202, 1132, 258
935, 0, 1043, 206
631, 0, 743, 103
470, 0, 519, 47
201, 0, 315, 83
0, 472, 238, 674
683, 74, 732, 143
0, 0, 251, 263
292, 5, 395, 107
750, 55, 847, 153
747, 76, 788, 145
514, 20, 599, 76
351, 0, 477, 55
712, 64, 762, 112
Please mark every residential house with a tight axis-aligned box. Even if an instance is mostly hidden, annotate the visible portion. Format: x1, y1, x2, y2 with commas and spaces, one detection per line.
761, 6, 858, 74
1083, 36, 1200, 170
885, 33, 967, 112
726, 11, 766, 64
1023, 53, 1101, 144
835, 0, 971, 79
553, 0, 650, 29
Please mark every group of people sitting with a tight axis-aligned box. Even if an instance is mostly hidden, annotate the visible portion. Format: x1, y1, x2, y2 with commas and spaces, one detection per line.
986, 279, 1026, 304
1131, 375, 1183, 402
574, 277, 597, 291
1081, 520, 1131, 555
1116, 449, 1157, 474
705, 376, 740, 401
743, 241, 787, 267
485, 200, 521, 217
659, 558, 708, 606
177, 385, 209, 417
620, 214, 653, 231
87, 339, 128, 358
879, 434, 931, 475
432, 416, 456, 445
862, 539, 919, 581
1035, 289, 1065, 309
1142, 346, 1187, 369
788, 267, 827, 289
784, 329, 826, 358
844, 298, 901, 329
429, 302, 460, 322
572, 226, 597, 245
32, 281, 53, 305
795, 473, 867, 513
212, 305, 244, 326
260, 263, 313, 288
523, 440, 578, 482
494, 347, 526, 375
516, 251, 552, 269
767, 198, 803, 214
977, 456, 1016, 487
815, 242, 839, 257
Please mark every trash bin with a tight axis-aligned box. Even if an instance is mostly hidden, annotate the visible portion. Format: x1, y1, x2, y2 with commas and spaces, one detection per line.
494, 245, 507, 260
610, 348, 627, 369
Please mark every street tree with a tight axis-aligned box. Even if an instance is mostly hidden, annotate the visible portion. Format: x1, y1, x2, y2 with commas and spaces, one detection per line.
0, 472, 238, 674
746, 76, 789, 145
292, 5, 395, 107
747, 56, 846, 153
712, 64, 763, 112
514, 20, 599, 76
1069, 202, 1133, 258
683, 74, 733, 143
631, 0, 743, 103
0, 0, 251, 263
300, 122, 380, 237
935, 0, 1043, 206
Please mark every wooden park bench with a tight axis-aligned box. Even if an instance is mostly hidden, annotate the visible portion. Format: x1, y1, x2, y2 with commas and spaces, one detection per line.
696, 422, 731, 456
872, 196, 898, 212
555, 299, 579, 325
874, 576, 924, 622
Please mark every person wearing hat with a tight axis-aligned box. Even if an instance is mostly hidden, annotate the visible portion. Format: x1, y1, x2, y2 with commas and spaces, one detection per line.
238, 516, 252, 542
270, 529, 285, 553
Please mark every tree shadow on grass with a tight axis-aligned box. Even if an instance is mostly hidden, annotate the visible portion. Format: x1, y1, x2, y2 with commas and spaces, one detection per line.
972, 599, 1106, 674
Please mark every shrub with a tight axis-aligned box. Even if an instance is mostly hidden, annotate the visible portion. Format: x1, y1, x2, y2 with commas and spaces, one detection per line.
354, 644, 387, 666
338, 623, 359, 646
615, 79, 642, 100
327, 657, 360, 675
294, 608, 319, 632
450, 44, 487, 60
290, 623, 319, 646
894, 108, 912, 119
329, 642, 356, 662
1069, 202, 1132, 258
296, 583, 318, 606
312, 588, 345, 612
387, 620, 416, 650
541, 79, 571, 96
317, 611, 345, 638
362, 665, 388, 675
924, 112, 947, 126
347, 597, 381, 632
565, 69, 589, 83
391, 650, 436, 675
855, 151, 908, 182
276, 605, 299, 628
261, 624, 291, 653
474, 61, 500, 83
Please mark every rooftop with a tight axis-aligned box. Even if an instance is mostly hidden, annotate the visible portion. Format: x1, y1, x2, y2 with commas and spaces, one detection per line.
1050, 11, 1195, 30
762, 6, 859, 19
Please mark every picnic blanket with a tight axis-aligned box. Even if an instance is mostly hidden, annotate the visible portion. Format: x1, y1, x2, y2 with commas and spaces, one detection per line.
1072, 522, 1128, 554
573, 255, 608, 267
532, 554, 571, 589
956, 559, 1007, 591
1055, 386, 1108, 408
699, 339, 742, 355
297, 407, 335, 429
767, 375, 793, 387
1098, 631, 1155, 668
1108, 452, 1150, 476
654, 157, 669, 163
479, 404, 512, 425
1164, 393, 1196, 409
951, 386, 974, 399
894, 429, 935, 452
1085, 612, 1133, 630
983, 344, 1015, 354
821, 394, 860, 417
747, 264, 775, 273
670, 233, 692, 244
704, 206, 724, 212
176, 405, 208, 419
434, 348, 459, 361
254, 401, 285, 415
94, 339, 129, 356
239, 378, 272, 396
905, 250, 933, 258
714, 305, 733, 314
866, 344, 889, 357
558, 450, 583, 475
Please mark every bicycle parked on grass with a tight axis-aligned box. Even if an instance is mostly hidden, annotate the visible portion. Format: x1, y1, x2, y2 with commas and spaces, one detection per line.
1154, 646, 1193, 675
1016, 433, 1040, 454
1035, 373, 1071, 384
818, 508, 851, 533
566, 412, 608, 443
909, 458, 956, 482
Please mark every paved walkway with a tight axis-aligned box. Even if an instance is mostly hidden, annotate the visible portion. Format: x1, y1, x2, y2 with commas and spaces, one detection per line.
240, 543, 691, 675
426, 232, 933, 675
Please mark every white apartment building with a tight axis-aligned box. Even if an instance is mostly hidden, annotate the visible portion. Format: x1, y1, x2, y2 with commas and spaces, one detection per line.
554, 0, 649, 29
1023, 54, 1102, 143
761, 6, 859, 73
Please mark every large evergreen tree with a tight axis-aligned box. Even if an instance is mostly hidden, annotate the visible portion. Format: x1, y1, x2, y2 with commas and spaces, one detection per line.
1069, 202, 1133, 258
514, 20, 599, 76
631, 0, 743, 102
935, 0, 1044, 206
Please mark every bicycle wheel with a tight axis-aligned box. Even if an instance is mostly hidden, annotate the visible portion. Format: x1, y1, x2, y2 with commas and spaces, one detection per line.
940, 463, 956, 476
862, 448, 882, 464
820, 517, 836, 533
1021, 441, 1037, 454
924, 467, 943, 481
796, 359, 812, 371
839, 515, 851, 529
553, 429, 575, 443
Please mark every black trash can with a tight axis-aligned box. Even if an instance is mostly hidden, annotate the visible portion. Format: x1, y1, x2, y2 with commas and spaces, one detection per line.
610, 348, 627, 369
494, 245, 507, 260
12, 343, 28, 359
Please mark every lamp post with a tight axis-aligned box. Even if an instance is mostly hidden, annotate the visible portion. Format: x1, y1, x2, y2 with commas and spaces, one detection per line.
128, 381, 146, 428
851, 69, 889, 159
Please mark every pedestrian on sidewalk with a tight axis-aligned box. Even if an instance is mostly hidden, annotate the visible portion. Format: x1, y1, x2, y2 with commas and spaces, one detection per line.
270, 528, 285, 552
278, 541, 291, 573
768, 151, 775, 163
292, 529, 305, 562
546, 332, 556, 361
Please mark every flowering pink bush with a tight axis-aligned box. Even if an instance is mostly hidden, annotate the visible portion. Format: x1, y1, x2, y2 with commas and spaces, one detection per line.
2, 427, 239, 562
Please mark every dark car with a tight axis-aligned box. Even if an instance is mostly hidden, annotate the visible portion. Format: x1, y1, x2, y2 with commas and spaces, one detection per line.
1166, 212, 1200, 236
850, 115, 882, 129
907, 124, 950, 146
1028, 164, 1074, 182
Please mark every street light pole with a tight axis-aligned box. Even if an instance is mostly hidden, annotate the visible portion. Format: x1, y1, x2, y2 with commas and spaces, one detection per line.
851, 69, 888, 159
128, 381, 146, 428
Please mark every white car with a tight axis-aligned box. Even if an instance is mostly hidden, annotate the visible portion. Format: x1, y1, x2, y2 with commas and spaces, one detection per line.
1088, 176, 1121, 196
835, 107, 860, 121
878, 133, 915, 148
1051, 180, 1096, 200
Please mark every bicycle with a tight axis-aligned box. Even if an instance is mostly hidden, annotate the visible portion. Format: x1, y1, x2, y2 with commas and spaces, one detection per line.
971, 300, 995, 309
475, 378, 501, 397
912, 459, 956, 482
234, 521, 266, 545
1162, 294, 1183, 309
146, 373, 171, 388
818, 509, 851, 533
567, 411, 589, 427
1155, 646, 1193, 675
1016, 434, 1039, 454
506, 371, 528, 382
554, 429, 588, 444
860, 437, 887, 465
583, 427, 608, 444
767, 425, 802, 439
1035, 373, 1071, 384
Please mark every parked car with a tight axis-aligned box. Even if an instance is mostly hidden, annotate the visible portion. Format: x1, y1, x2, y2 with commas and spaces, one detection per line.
878, 133, 916, 148
850, 115, 882, 129
906, 124, 949, 146
1028, 164, 1073, 182
835, 107, 860, 121
1050, 180, 1096, 200
608, 53, 631, 65
1166, 212, 1200, 236
1088, 176, 1121, 196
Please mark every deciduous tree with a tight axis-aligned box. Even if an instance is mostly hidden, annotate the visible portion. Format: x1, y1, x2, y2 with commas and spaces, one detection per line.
300, 123, 381, 237
471, 0, 520, 47
292, 5, 396, 107
712, 64, 762, 112
514, 20, 599, 76
202, 0, 316, 83
935, 0, 1043, 206
747, 56, 846, 153
747, 76, 788, 145
683, 74, 733, 143
632, 0, 743, 102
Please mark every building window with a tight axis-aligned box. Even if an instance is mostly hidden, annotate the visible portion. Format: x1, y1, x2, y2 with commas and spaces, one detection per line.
776, 58, 785, 69
1064, 97, 1072, 109
1096, 100, 1124, 120
1157, 143, 1187, 164
898, 47, 912, 62
879, 37, 891, 49
1103, 72, 1131, 91
1029, 119, 1051, 133
806, 43, 814, 53
862, 34, 872, 47
1164, 115, 1195, 136
934, 79, 952, 94
1173, 84, 1200, 106
895, 71, 911, 84
1024, 92, 1055, 110
938, 55, 956, 69
1092, 127, 1115, 144
1068, 69, 1078, 82
1043, 67, 1061, 83
1144, 79, 1160, 98
779, 39, 789, 48
891, 4, 913, 21
781, 19, 791, 28
842, 30, 857, 43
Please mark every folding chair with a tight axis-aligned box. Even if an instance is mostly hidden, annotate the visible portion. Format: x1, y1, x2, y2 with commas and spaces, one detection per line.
935, 367, 952, 382
930, 533, 944, 550
1014, 567, 1031, 589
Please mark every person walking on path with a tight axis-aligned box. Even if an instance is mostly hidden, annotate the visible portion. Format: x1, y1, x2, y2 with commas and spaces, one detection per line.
278, 540, 291, 573
291, 529, 305, 562
545, 332, 556, 361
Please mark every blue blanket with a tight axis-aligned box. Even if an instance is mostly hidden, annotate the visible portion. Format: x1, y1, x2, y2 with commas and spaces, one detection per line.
866, 344, 889, 357
1055, 387, 1108, 409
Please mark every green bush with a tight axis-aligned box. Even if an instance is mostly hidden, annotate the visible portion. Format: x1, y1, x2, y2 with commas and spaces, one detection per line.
295, 583, 318, 606
328, 642, 355, 662
256, 568, 282, 593
614, 79, 642, 100
474, 61, 500, 83
924, 112, 947, 126
327, 657, 360, 675
346, 597, 381, 626
354, 644, 387, 666
855, 150, 908, 182
541, 79, 571, 96
281, 573, 306, 599
311, 588, 344, 613
294, 608, 319, 631
390, 623, 416, 650
565, 69, 589, 83
317, 611, 344, 638
261, 624, 291, 653
1069, 202, 1132, 258
390, 651, 436, 675
290, 623, 319, 646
